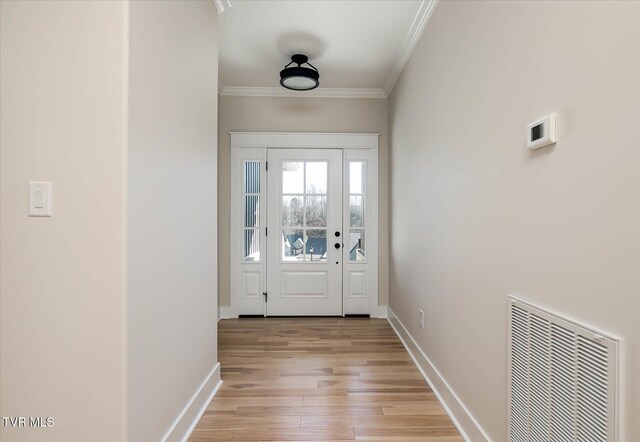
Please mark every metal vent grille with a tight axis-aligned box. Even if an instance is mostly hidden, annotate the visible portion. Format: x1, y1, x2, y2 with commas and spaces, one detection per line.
508, 297, 621, 442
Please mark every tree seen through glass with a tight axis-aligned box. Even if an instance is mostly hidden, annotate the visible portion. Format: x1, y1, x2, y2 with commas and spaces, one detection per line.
281, 161, 328, 261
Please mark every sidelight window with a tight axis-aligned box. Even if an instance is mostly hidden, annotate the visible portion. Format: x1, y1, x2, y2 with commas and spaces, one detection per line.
242, 161, 261, 261
348, 161, 366, 261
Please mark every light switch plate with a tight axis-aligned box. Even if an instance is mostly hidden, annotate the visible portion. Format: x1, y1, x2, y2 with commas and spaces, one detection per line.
29, 181, 52, 217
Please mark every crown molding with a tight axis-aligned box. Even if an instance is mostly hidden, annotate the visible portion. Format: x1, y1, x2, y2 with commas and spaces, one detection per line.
220, 86, 387, 99
213, 0, 232, 14
384, 0, 438, 96
218, 0, 437, 98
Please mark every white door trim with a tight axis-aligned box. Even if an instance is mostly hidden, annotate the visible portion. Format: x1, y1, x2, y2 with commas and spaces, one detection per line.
230, 132, 379, 150
229, 132, 380, 318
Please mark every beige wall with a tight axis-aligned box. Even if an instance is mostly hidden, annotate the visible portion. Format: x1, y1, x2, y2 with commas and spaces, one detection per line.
1, 2, 219, 441
127, 1, 219, 441
388, 1, 639, 440
218, 96, 389, 310
0, 1, 128, 441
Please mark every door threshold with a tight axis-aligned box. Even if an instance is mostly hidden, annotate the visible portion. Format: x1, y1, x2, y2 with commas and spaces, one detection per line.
237, 314, 371, 318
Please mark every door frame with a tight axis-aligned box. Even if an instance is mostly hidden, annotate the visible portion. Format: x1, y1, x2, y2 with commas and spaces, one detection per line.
229, 132, 379, 318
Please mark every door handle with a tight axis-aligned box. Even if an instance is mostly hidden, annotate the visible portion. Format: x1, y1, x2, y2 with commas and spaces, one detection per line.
334, 243, 341, 249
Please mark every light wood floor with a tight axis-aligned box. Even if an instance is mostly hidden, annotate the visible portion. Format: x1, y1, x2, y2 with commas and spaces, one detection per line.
189, 318, 462, 442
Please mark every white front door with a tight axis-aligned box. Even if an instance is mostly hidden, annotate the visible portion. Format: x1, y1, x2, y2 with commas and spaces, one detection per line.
266, 149, 343, 316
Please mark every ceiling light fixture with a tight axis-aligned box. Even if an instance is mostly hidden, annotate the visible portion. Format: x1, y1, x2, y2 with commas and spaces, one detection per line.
279, 54, 319, 91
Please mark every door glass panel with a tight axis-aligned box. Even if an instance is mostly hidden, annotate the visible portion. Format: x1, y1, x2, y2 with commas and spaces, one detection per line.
305, 196, 327, 227
244, 195, 259, 228
243, 160, 261, 262
305, 162, 327, 194
350, 162, 365, 194
306, 229, 327, 262
282, 229, 304, 262
280, 160, 330, 262
282, 195, 303, 227
244, 161, 260, 193
349, 229, 365, 261
282, 229, 305, 261
243, 229, 260, 261
349, 195, 364, 227
282, 162, 304, 194
348, 161, 366, 262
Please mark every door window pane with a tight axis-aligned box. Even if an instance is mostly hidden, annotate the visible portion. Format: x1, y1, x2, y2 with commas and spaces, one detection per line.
282, 195, 304, 227
244, 161, 260, 193
242, 160, 261, 262
305, 196, 327, 227
348, 161, 366, 262
282, 229, 305, 261
349, 229, 365, 261
306, 229, 327, 262
350, 162, 365, 194
349, 195, 364, 227
282, 162, 304, 194
306, 162, 327, 194
244, 195, 259, 228
280, 160, 331, 262
243, 229, 260, 261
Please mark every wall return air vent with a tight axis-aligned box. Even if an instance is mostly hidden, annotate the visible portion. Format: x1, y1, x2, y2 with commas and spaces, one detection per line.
508, 295, 623, 442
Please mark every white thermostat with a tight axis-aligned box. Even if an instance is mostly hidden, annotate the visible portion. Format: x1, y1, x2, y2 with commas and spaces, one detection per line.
527, 113, 557, 150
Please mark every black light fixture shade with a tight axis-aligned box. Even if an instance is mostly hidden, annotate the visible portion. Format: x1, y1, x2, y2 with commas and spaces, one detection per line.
279, 54, 319, 91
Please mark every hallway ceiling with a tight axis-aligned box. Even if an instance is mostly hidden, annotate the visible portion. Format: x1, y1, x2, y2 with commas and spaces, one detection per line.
218, 0, 435, 98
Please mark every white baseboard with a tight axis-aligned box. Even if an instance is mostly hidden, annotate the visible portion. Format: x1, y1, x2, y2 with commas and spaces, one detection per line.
218, 305, 236, 320
161, 362, 222, 442
387, 308, 492, 442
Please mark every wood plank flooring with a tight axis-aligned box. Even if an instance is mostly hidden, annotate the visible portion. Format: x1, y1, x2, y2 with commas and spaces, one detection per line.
189, 318, 462, 442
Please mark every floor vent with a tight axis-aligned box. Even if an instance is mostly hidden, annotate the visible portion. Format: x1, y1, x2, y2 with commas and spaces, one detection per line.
508, 296, 622, 442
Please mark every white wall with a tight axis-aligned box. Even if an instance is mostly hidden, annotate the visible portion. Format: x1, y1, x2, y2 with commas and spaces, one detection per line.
218, 95, 389, 311
388, 1, 639, 440
127, 2, 219, 441
0, 1, 128, 441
